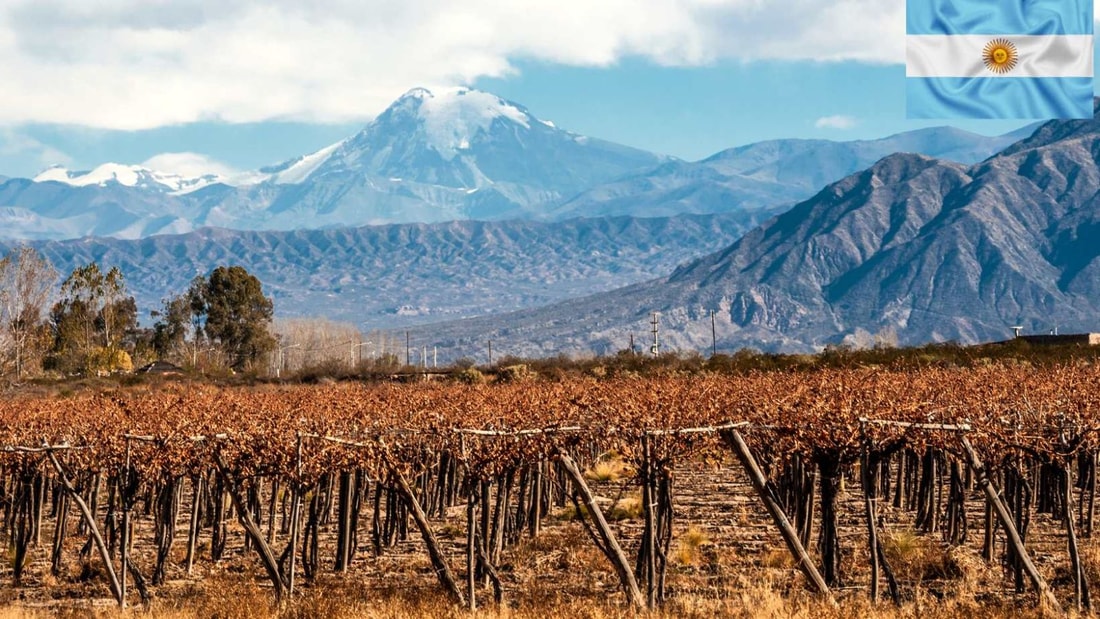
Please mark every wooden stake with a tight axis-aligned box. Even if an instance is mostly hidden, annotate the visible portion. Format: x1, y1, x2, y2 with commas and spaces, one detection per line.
287, 435, 303, 598
212, 450, 288, 601
1065, 463, 1091, 612
721, 429, 835, 603
555, 451, 644, 608
467, 487, 477, 611
186, 475, 203, 575
391, 466, 465, 605
45, 447, 123, 607
960, 437, 1060, 612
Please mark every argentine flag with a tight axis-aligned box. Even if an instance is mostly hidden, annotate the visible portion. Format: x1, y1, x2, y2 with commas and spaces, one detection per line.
907, 0, 1094, 119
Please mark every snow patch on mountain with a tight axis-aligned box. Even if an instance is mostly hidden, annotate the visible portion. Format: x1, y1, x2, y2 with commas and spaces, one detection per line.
414, 88, 532, 160
34, 161, 225, 194
267, 140, 345, 184
35, 163, 139, 187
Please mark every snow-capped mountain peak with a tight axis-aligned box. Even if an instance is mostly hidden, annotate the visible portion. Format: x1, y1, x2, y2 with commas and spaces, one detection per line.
34, 162, 224, 194
409, 87, 532, 160
260, 140, 346, 185
366, 87, 540, 161
6, 86, 665, 239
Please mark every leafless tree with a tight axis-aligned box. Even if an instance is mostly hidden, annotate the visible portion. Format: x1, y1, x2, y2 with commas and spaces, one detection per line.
0, 246, 58, 379
273, 318, 364, 375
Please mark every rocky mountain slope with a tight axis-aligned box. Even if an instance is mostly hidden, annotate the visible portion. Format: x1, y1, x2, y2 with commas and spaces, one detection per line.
0, 88, 1028, 241
3, 211, 773, 330
412, 112, 1100, 358
0, 88, 663, 240
550, 125, 1032, 219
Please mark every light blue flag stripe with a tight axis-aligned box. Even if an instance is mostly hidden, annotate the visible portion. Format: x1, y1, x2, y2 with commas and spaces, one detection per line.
907, 0, 1092, 35
907, 77, 1094, 118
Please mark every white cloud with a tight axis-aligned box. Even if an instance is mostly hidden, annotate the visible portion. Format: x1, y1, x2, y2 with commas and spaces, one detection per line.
814, 115, 858, 130
142, 152, 240, 178
0, 128, 72, 169
0, 0, 909, 129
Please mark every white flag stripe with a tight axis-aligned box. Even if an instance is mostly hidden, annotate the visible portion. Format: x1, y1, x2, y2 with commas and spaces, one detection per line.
906, 35, 1093, 78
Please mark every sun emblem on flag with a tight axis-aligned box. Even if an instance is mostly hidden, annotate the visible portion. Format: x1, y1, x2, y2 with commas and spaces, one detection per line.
982, 39, 1018, 74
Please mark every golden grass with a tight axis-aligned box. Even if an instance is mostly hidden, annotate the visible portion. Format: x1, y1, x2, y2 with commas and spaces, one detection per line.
0, 576, 1065, 619
607, 494, 643, 521
674, 526, 712, 567
584, 455, 634, 483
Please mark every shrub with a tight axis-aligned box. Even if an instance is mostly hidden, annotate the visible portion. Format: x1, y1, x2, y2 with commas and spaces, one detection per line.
455, 367, 485, 384
498, 363, 535, 383
86, 347, 133, 375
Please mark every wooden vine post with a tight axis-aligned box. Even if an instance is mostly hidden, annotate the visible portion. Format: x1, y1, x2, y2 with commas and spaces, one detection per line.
43, 444, 124, 608
720, 428, 835, 604
959, 437, 1061, 612
554, 450, 645, 609
1064, 459, 1091, 612
212, 449, 289, 601
287, 434, 303, 598
121, 437, 130, 608
640, 434, 659, 609
391, 464, 466, 605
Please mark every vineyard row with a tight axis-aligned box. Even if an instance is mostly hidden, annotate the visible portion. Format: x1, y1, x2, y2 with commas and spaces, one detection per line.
0, 364, 1098, 610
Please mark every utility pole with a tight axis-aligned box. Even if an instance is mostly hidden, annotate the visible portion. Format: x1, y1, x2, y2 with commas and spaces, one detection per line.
406, 331, 411, 367
433, 346, 437, 368
650, 312, 661, 356
711, 310, 717, 357
488, 340, 493, 366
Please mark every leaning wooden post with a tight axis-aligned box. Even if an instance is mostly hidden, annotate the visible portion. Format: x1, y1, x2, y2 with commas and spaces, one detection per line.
960, 437, 1061, 612
554, 451, 645, 609
44, 446, 124, 608
287, 434, 303, 598
721, 429, 835, 604
391, 466, 466, 605
1064, 461, 1091, 612
121, 438, 130, 607
466, 486, 477, 611
212, 450, 288, 601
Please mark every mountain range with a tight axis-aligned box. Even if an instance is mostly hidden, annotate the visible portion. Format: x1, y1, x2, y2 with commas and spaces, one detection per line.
412, 103, 1100, 358
1, 88, 1026, 241
2, 86, 1082, 360
0, 212, 772, 330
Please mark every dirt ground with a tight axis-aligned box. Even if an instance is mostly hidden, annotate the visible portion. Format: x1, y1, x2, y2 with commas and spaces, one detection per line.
0, 452, 1088, 618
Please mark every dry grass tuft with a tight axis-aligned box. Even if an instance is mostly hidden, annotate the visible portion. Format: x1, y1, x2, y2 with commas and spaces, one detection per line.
674, 526, 712, 567
882, 528, 969, 588
1080, 538, 1100, 583
607, 494, 643, 521
584, 454, 634, 483
759, 547, 793, 570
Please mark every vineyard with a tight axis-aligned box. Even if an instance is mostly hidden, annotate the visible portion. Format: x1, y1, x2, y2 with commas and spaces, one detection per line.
1, 363, 1100, 615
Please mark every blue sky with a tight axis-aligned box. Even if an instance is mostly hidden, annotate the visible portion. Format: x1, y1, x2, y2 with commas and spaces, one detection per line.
0, 1, 1085, 179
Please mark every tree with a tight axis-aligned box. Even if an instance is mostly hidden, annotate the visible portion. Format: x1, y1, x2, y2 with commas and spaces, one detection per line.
49, 263, 137, 375
152, 290, 197, 362
187, 266, 275, 371
0, 246, 57, 378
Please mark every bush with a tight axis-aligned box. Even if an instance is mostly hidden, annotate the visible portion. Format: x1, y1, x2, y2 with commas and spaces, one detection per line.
86, 347, 133, 375
498, 364, 535, 383
455, 367, 485, 384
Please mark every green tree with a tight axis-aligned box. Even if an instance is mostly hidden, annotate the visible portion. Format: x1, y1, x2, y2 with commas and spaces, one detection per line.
152, 288, 196, 359
0, 246, 57, 378
186, 266, 275, 371
49, 263, 137, 374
